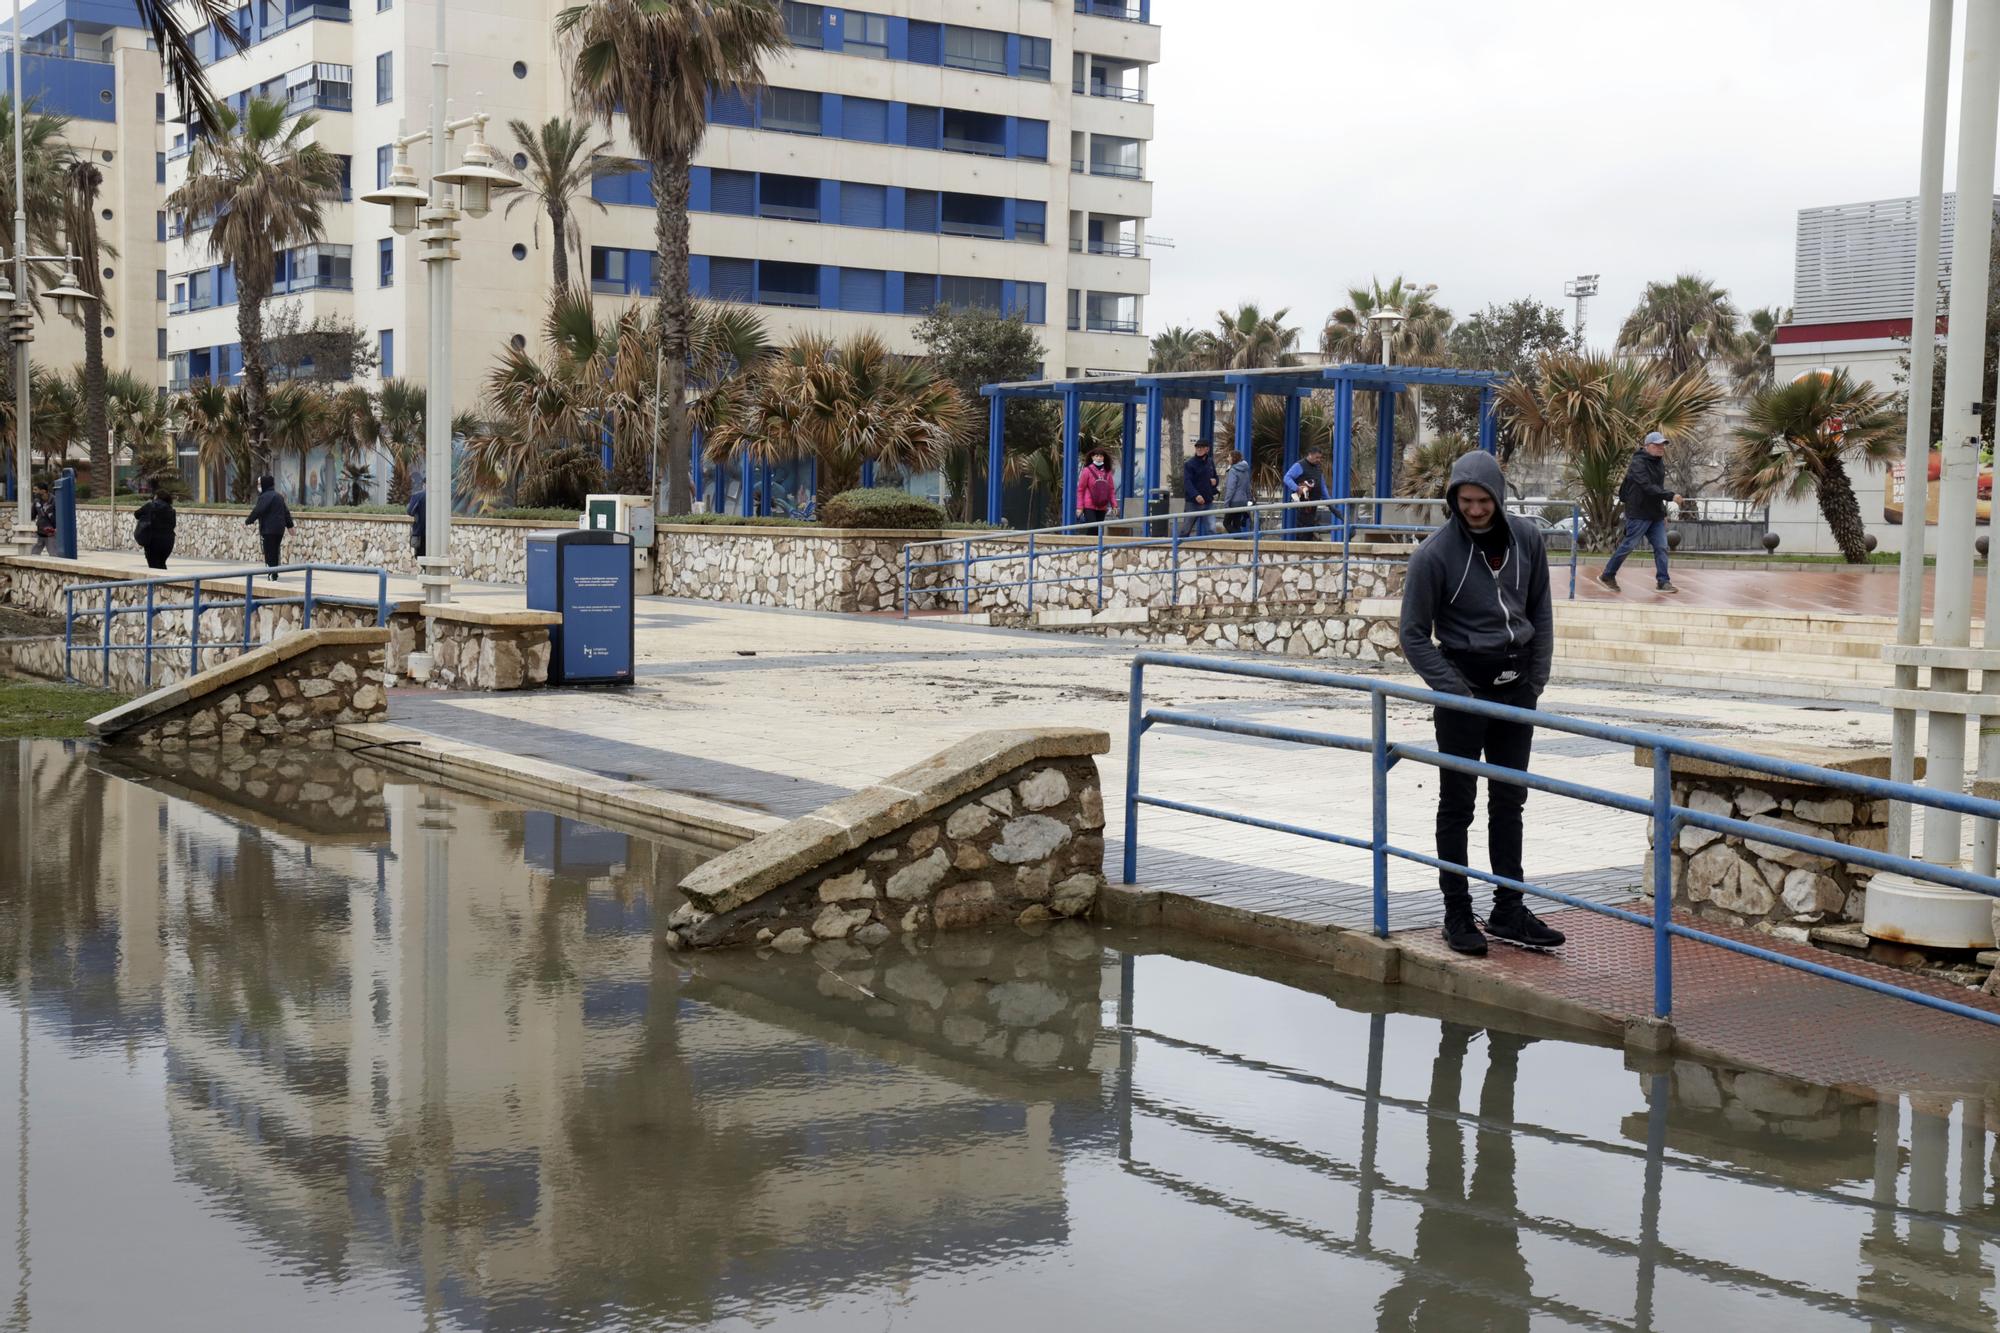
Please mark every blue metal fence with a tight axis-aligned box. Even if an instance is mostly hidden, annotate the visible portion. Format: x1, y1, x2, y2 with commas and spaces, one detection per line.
63, 564, 393, 690
900, 496, 1581, 617
1122, 651, 2000, 1030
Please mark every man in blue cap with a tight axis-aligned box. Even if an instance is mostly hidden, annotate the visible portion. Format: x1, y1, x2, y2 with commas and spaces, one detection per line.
1599, 430, 1680, 594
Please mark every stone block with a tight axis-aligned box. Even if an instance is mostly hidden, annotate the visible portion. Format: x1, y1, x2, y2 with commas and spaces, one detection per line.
946, 803, 996, 840
1780, 869, 1844, 917
1017, 767, 1071, 811
932, 881, 1003, 929
1050, 873, 1101, 918
1792, 798, 1855, 826
885, 849, 950, 901
817, 868, 875, 903
907, 825, 941, 855
812, 904, 872, 940
992, 815, 1072, 865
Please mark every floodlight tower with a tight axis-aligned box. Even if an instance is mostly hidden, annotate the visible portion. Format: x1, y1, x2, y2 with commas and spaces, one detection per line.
1564, 274, 1599, 346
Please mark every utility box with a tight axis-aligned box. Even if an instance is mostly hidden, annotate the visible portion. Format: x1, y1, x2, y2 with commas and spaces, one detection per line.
582, 493, 657, 593
526, 529, 635, 686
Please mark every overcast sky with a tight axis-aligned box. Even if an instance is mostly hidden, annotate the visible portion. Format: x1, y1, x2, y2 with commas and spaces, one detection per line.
1145, 0, 1955, 350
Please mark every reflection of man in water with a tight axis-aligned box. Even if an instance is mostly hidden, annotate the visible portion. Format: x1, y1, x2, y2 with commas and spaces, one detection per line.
1376, 1022, 1535, 1332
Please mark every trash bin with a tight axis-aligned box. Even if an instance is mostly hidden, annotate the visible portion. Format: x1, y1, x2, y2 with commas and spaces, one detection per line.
1145, 488, 1171, 539
53, 468, 77, 559
525, 529, 635, 686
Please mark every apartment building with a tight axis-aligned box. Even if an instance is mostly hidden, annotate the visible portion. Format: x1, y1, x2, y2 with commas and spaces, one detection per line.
155, 0, 1159, 488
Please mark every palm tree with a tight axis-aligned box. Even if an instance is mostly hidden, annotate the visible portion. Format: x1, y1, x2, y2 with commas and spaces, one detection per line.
62, 159, 111, 501
1320, 277, 1452, 368
128, 0, 242, 136
561, 0, 791, 517
377, 378, 427, 502
1206, 302, 1300, 370
167, 97, 344, 475
504, 116, 639, 292
1729, 304, 1790, 397
1499, 351, 1723, 546
1617, 274, 1741, 380
1148, 325, 1205, 496
326, 385, 381, 501
0, 100, 73, 444
29, 367, 79, 478
175, 379, 248, 499
1727, 369, 1898, 563
266, 380, 331, 499
106, 369, 172, 495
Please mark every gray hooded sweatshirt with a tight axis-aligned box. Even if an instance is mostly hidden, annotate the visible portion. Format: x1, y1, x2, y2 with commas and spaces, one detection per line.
1397, 451, 1553, 697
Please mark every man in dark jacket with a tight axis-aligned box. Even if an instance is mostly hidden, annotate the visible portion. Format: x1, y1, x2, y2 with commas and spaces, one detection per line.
407, 484, 427, 557
245, 474, 294, 578
1399, 451, 1565, 956
1282, 447, 1328, 541
29, 486, 54, 555
1180, 437, 1219, 537
134, 487, 176, 569
1599, 431, 1680, 594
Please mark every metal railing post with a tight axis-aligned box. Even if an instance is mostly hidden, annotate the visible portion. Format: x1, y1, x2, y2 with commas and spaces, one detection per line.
1569, 506, 1580, 600
100, 586, 112, 687
190, 582, 203, 676
901, 544, 911, 618
1343, 508, 1355, 603
242, 573, 254, 656
143, 584, 156, 691
1123, 657, 1145, 884
1026, 533, 1037, 613
1652, 748, 1675, 1020
1095, 520, 1106, 610
961, 539, 972, 615
62, 587, 73, 682
1170, 520, 1182, 605
1371, 690, 1390, 938
376, 571, 389, 628
303, 566, 315, 629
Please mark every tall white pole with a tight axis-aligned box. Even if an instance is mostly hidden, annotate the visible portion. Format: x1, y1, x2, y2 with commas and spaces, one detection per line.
9, 0, 29, 553
1923, 0, 2000, 870
420, 0, 450, 604
1891, 0, 1955, 859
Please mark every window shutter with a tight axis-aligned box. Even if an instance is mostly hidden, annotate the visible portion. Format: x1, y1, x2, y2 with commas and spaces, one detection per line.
904, 104, 939, 148
710, 170, 755, 216
842, 96, 888, 143
710, 257, 754, 302
839, 268, 885, 312
840, 183, 887, 228
902, 273, 936, 314
903, 189, 938, 233
907, 20, 941, 64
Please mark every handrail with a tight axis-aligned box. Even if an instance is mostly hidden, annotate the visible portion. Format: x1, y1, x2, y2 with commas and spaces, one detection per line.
900, 496, 1583, 617
62, 563, 393, 689
1121, 651, 2000, 1030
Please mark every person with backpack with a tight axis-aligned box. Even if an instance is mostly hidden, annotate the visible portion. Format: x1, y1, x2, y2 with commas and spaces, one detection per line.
1219, 447, 1253, 533
29, 486, 54, 555
1599, 430, 1681, 594
245, 474, 295, 579
1075, 449, 1116, 526
134, 486, 177, 569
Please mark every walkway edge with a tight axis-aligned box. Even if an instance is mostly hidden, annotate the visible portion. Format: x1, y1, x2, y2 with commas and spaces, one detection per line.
333, 721, 783, 851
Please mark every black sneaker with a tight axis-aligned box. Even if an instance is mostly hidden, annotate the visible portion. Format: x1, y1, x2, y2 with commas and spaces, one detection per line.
1442, 905, 1488, 956
1486, 901, 1566, 950
1597, 570, 1620, 592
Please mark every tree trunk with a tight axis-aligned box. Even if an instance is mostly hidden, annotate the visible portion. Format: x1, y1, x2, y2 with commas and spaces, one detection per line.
238, 284, 273, 477
84, 310, 107, 503
653, 152, 693, 514
1816, 456, 1872, 563
1166, 398, 1186, 498
549, 200, 570, 292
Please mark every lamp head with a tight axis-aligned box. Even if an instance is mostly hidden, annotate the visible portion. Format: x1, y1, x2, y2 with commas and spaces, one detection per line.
360, 151, 428, 235
47, 262, 93, 321
435, 117, 518, 220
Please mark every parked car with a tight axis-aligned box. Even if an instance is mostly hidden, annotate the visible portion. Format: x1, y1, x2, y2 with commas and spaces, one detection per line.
1530, 514, 1579, 551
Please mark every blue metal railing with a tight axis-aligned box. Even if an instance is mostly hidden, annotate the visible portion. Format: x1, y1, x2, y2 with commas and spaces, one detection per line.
901, 496, 1582, 618
1122, 651, 2000, 1030
62, 563, 393, 690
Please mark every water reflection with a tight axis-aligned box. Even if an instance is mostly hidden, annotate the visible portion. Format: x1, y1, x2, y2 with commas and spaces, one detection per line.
1, 741, 1997, 1331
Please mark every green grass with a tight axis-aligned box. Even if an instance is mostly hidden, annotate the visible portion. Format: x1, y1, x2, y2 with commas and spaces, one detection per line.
0, 681, 129, 739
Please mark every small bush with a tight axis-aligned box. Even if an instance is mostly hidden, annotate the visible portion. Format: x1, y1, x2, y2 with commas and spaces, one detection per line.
481, 506, 582, 522
818, 487, 947, 531
662, 511, 819, 528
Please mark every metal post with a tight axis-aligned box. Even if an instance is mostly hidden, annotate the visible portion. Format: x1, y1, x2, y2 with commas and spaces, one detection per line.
1331, 379, 1354, 538
1026, 532, 1036, 613
62, 587, 72, 681
1095, 520, 1105, 610
1652, 748, 1675, 1020
1061, 386, 1081, 533
1634, 1070, 1668, 1333
1169, 519, 1181, 605
1476, 386, 1497, 455
418, 0, 453, 607
7, 0, 29, 555
985, 392, 1004, 524
1922, 0, 2000, 871
961, 538, 971, 615
1143, 383, 1163, 513
1249, 510, 1261, 602
1355, 1011, 1384, 1247
1370, 690, 1389, 938
1122, 658, 1144, 884
1374, 385, 1396, 527
99, 586, 110, 686
1232, 379, 1253, 478
1120, 401, 1138, 515
143, 583, 154, 690
189, 582, 201, 675
900, 543, 911, 618
303, 566, 315, 628
1891, 0, 1954, 860
242, 573, 253, 654
1281, 391, 1301, 539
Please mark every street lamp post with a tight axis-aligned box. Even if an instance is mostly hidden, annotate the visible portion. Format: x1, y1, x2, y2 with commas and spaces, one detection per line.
4, 249, 94, 553
358, 11, 515, 606
1370, 307, 1405, 369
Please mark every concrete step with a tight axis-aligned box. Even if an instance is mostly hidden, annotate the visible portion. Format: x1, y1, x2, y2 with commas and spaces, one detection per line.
1553, 621, 1896, 660
1556, 641, 1886, 684
1552, 657, 1882, 703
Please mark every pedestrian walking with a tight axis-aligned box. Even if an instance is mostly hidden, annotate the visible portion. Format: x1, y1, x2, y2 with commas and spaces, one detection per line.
245, 474, 295, 579
1398, 451, 1565, 957
1283, 446, 1328, 540
407, 483, 427, 559
28, 486, 54, 555
1180, 437, 1218, 537
133, 486, 177, 570
1075, 448, 1117, 526
1599, 430, 1681, 594
1220, 447, 1252, 534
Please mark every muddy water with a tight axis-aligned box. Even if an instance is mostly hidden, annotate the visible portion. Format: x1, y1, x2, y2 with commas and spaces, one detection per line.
0, 739, 1994, 1331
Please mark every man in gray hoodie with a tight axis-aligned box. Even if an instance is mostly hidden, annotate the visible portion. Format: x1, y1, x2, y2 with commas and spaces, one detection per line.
1398, 451, 1565, 956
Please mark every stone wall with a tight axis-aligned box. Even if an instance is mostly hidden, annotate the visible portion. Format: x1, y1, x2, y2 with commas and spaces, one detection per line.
423, 608, 556, 690
89, 627, 391, 747
1019, 598, 1409, 665
1639, 746, 1894, 934
669, 728, 1108, 950
656, 524, 926, 613
74, 505, 552, 584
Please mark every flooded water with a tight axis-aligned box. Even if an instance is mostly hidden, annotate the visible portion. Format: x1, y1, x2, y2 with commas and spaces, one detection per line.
1, 740, 1997, 1331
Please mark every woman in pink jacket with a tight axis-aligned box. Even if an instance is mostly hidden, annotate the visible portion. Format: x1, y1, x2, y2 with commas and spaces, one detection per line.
1076, 448, 1117, 525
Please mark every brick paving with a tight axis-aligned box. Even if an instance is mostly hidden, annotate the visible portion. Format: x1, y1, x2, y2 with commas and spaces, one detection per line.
1397, 907, 2000, 1095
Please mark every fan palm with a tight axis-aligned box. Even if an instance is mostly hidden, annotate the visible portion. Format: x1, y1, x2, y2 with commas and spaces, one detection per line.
29, 367, 79, 478
325, 385, 381, 500
0, 101, 73, 264
62, 159, 113, 499
560, 0, 789, 517
1729, 304, 1790, 397
1320, 277, 1452, 368
175, 378, 248, 499
504, 116, 640, 291
1727, 369, 1899, 563
167, 97, 344, 475
377, 378, 427, 502
266, 380, 331, 498
1149, 324, 1206, 495
1617, 274, 1741, 380
1207, 303, 1299, 370
1499, 351, 1722, 546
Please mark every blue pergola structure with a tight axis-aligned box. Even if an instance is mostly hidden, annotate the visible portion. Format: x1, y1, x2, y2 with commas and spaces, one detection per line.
977, 363, 1510, 527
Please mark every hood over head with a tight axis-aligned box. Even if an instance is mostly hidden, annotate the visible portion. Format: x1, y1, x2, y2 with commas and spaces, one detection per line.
1445, 450, 1508, 528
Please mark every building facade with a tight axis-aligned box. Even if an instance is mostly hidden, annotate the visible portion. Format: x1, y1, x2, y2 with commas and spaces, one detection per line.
152, 0, 1158, 501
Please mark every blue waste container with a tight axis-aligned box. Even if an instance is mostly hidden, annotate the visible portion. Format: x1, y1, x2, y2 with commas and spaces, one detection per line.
525, 529, 635, 685
53, 468, 76, 559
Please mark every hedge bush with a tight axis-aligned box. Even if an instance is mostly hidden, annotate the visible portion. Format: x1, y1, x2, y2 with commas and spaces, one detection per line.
817, 487, 947, 530
663, 511, 819, 528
